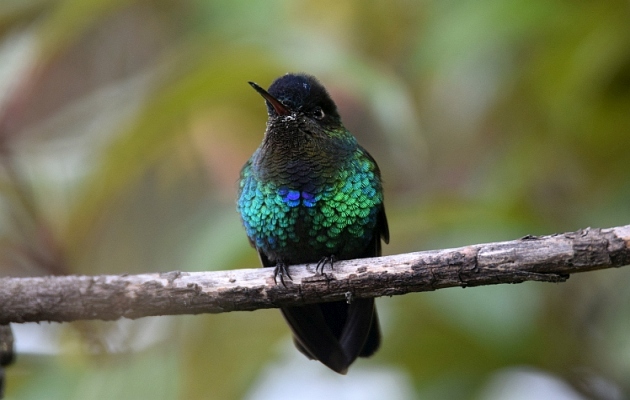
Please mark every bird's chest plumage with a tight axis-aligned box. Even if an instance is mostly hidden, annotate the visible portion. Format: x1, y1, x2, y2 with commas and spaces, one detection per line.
238, 151, 383, 265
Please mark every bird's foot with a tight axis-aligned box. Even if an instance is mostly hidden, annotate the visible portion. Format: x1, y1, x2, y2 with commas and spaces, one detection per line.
273, 262, 292, 287
315, 255, 335, 275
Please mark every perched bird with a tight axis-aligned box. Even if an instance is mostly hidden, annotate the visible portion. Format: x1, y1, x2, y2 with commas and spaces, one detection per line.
237, 73, 389, 374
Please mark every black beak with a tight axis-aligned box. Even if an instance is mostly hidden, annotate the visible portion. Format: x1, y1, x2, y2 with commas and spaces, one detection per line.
248, 81, 290, 116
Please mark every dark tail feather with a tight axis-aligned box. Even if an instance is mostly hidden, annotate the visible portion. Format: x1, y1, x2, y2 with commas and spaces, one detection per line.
317, 299, 380, 360
281, 299, 381, 374
280, 305, 350, 374
338, 298, 377, 364
359, 307, 381, 357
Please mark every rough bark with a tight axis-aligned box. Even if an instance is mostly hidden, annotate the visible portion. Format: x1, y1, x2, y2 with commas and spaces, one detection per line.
1, 225, 629, 324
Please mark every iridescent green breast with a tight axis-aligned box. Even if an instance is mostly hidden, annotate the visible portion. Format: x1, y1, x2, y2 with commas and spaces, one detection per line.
237, 147, 384, 265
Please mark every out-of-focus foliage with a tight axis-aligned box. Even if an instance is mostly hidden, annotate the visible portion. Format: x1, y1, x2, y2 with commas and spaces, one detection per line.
1, 0, 629, 399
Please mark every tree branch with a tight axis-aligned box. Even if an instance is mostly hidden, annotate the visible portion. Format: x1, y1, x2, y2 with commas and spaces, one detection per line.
1, 225, 630, 324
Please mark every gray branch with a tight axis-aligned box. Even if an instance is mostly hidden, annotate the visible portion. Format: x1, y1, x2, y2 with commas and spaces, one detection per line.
1, 225, 630, 324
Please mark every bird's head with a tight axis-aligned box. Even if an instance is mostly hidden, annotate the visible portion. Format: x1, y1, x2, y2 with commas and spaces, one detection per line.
249, 73, 342, 130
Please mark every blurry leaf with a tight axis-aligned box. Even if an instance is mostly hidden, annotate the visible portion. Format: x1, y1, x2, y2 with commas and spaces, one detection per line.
180, 311, 286, 400
36, 0, 131, 59
64, 48, 281, 259
9, 347, 179, 400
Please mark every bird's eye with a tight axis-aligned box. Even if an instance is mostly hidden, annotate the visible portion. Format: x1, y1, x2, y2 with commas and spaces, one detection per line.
312, 107, 325, 120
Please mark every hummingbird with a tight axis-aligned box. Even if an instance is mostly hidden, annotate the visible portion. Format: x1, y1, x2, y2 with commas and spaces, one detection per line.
237, 73, 389, 374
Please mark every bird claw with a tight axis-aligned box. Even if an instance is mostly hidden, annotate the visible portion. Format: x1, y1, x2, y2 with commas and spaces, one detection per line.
315, 255, 335, 275
273, 262, 292, 287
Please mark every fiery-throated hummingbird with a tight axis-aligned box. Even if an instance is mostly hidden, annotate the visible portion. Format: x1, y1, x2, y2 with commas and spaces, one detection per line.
237, 73, 389, 374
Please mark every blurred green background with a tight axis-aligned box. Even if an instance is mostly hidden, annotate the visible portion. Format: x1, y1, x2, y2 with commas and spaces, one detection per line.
1, 0, 630, 399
